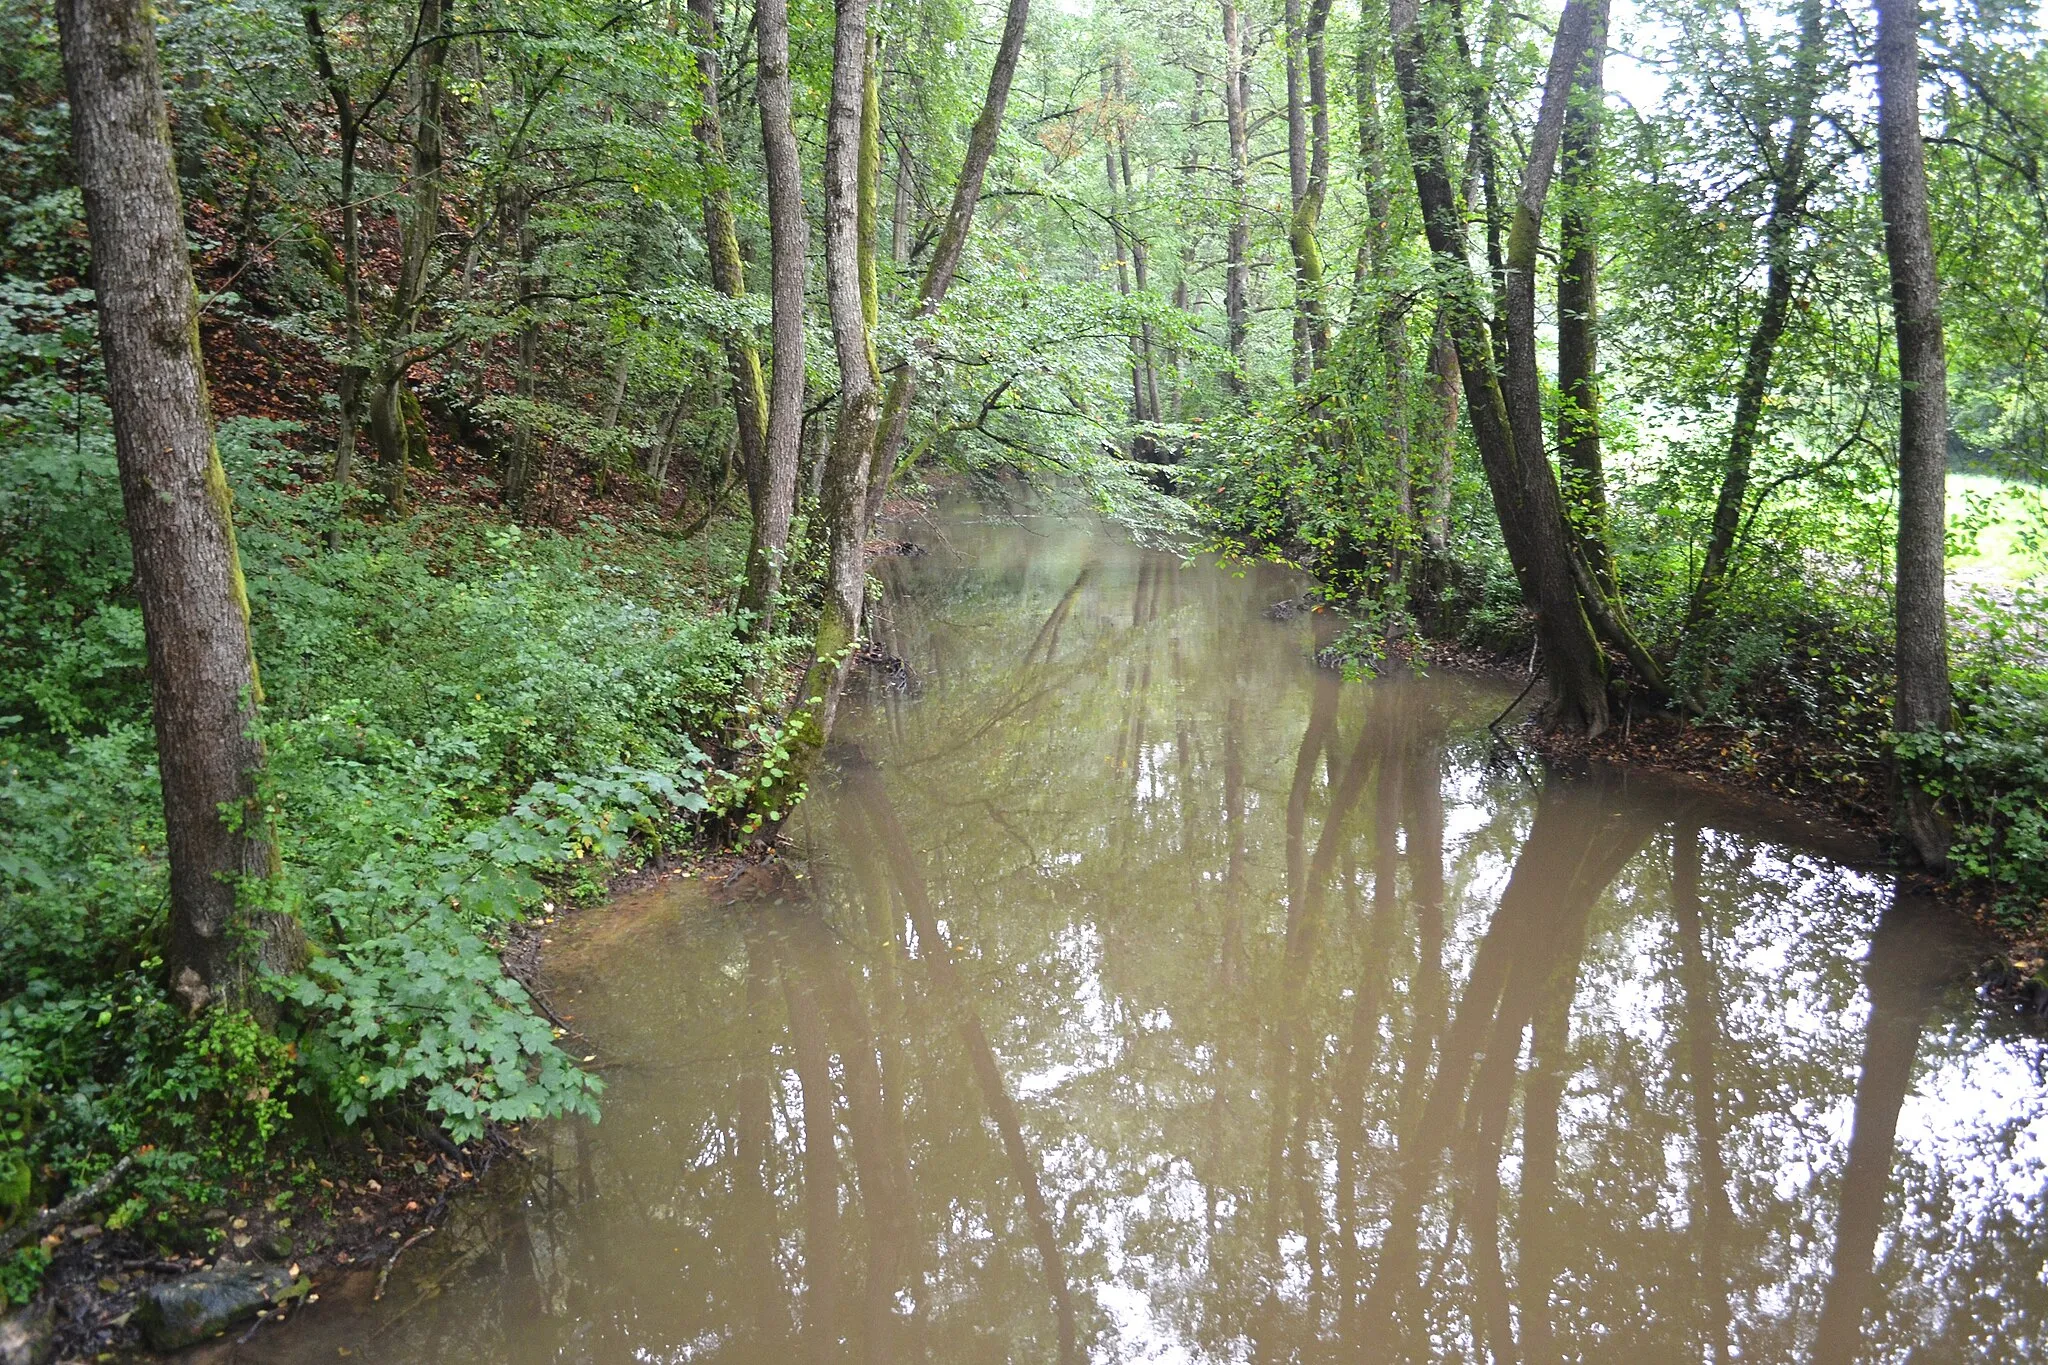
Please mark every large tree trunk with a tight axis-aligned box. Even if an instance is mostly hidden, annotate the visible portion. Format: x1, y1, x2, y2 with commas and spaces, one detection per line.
1390, 0, 1613, 732
1873, 0, 1953, 868
690, 0, 776, 636
755, 0, 810, 639
800, 0, 884, 746
1555, 4, 1612, 591
1221, 0, 1251, 395
59, 0, 303, 1014
863, 0, 1030, 528
1685, 0, 1826, 624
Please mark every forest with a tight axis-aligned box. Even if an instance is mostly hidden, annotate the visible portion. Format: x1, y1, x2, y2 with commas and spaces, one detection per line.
2, 0, 2047, 1345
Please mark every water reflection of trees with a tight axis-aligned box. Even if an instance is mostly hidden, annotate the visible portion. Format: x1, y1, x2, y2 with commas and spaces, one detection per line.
310, 528, 2048, 1365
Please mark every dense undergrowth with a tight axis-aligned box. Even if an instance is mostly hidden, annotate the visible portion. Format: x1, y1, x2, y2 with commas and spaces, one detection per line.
0, 404, 782, 1300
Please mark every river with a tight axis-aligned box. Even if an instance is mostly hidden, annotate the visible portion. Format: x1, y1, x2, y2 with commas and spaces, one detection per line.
244, 510, 2048, 1363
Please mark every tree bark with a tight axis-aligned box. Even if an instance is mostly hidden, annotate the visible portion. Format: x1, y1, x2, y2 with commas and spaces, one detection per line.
1390, 0, 1612, 732
1285, 0, 1333, 374
863, 0, 1031, 528
1873, 0, 1953, 868
1555, 1, 1611, 591
755, 0, 809, 641
59, 0, 303, 1014
300, 6, 367, 506
690, 0, 777, 636
1222, 0, 1251, 395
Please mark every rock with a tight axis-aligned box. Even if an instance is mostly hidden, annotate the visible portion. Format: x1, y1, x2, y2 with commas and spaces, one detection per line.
0, 1300, 54, 1365
134, 1265, 307, 1351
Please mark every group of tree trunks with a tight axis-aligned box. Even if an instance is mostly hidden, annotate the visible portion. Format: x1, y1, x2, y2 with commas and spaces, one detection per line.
56, 0, 1951, 1012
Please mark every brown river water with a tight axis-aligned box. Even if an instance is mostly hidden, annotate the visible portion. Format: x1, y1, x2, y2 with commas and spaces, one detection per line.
243, 512, 2048, 1363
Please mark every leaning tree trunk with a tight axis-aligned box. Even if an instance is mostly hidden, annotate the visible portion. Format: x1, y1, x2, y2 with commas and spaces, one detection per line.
1685, 0, 1827, 625
1390, 0, 1613, 732
754, 0, 810, 639
58, 0, 304, 1014
1873, 0, 1953, 868
863, 0, 1030, 529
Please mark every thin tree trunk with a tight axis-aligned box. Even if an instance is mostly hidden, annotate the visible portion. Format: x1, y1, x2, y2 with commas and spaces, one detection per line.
1222, 0, 1251, 395
1284, 0, 1310, 383
1285, 0, 1333, 374
503, 189, 542, 509
368, 0, 452, 512
1357, 13, 1410, 514
1873, 0, 1953, 868
863, 0, 1031, 528
301, 7, 366, 507
1555, 1, 1612, 591
1685, 0, 1826, 624
691, 0, 777, 635
59, 0, 303, 1014
755, 0, 809, 641
1390, 0, 1612, 732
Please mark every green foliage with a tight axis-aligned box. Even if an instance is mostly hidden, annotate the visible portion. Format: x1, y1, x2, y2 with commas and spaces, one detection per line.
0, 399, 756, 1214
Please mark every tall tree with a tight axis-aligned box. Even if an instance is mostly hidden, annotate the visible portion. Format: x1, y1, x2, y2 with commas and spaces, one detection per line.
1221, 0, 1251, 394
1390, 0, 1615, 731
688, 0, 773, 635
1873, 0, 1953, 868
1555, 0, 1612, 590
57, 0, 303, 1011
1285, 0, 1334, 372
750, 0, 809, 640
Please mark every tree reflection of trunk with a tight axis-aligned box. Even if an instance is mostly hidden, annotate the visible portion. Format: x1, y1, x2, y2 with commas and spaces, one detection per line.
1363, 778, 1654, 1359
1024, 558, 1098, 667
1810, 891, 1961, 1365
1466, 785, 1654, 1365
1671, 822, 1732, 1365
780, 936, 846, 1359
1265, 717, 1378, 1251
737, 920, 789, 1348
1208, 693, 1249, 1253
1336, 704, 1415, 1339
786, 912, 914, 1364
841, 753, 1081, 1363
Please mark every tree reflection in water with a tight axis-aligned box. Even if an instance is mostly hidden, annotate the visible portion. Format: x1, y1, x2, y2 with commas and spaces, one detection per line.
248, 518, 2048, 1365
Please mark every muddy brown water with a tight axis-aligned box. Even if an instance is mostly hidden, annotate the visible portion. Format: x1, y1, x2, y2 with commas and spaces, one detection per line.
241, 514, 2048, 1363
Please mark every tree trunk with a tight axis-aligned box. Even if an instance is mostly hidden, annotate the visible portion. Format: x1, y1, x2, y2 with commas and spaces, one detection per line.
1390, 0, 1612, 732
812, 2, 883, 735
367, 0, 452, 513
1285, 0, 1333, 374
301, 6, 366, 507
58, 0, 303, 1014
503, 188, 542, 510
1685, 0, 1826, 624
753, 0, 808, 636
1873, 0, 1952, 868
1555, 2, 1612, 591
690, 0, 778, 636
863, 0, 1031, 528
1357, 12, 1409, 513
1222, 0, 1251, 395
